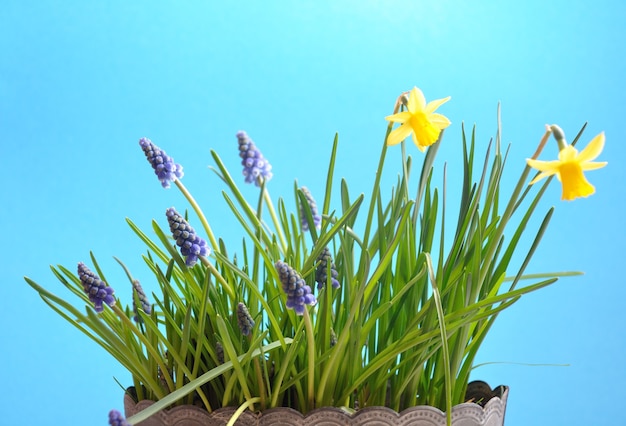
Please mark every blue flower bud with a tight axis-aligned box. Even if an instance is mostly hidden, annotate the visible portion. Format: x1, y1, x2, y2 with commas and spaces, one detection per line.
108, 409, 131, 426
166, 207, 210, 267
139, 137, 184, 188
315, 247, 340, 289
77, 263, 115, 313
215, 342, 224, 364
131, 280, 151, 323
275, 260, 316, 315
236, 131, 273, 186
299, 186, 322, 231
236, 302, 255, 336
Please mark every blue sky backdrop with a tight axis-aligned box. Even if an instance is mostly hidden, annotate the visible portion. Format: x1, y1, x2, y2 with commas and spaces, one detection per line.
2, 1, 624, 425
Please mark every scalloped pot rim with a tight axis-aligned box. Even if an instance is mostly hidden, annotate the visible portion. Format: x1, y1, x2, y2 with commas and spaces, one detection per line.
123, 386, 509, 426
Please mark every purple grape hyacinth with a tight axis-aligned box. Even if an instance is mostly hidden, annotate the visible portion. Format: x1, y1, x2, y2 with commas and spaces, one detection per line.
215, 341, 224, 364
236, 302, 255, 336
315, 247, 340, 289
275, 260, 316, 315
131, 279, 151, 323
108, 409, 131, 426
299, 186, 322, 231
166, 207, 210, 267
139, 137, 184, 188
77, 263, 116, 313
237, 131, 273, 186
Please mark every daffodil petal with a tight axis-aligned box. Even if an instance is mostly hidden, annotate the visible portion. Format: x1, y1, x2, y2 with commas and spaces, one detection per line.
580, 161, 608, 171
577, 132, 605, 163
386, 123, 413, 146
529, 170, 556, 185
409, 87, 426, 111
429, 113, 451, 129
526, 158, 561, 172
557, 145, 578, 161
385, 111, 412, 123
411, 132, 427, 152
425, 96, 451, 114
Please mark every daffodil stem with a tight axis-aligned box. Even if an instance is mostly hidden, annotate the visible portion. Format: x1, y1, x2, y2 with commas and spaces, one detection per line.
401, 141, 410, 201
549, 124, 568, 151
530, 126, 553, 160
479, 128, 549, 285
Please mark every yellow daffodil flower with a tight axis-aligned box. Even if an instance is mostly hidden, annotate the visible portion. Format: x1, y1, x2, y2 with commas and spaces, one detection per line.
385, 87, 451, 151
526, 132, 607, 201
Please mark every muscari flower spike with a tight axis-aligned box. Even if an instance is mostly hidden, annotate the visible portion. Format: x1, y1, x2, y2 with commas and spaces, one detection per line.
385, 86, 451, 151
299, 186, 322, 231
77, 263, 115, 313
108, 409, 131, 426
237, 131, 273, 186
139, 137, 184, 188
215, 341, 224, 364
315, 247, 340, 290
526, 126, 607, 201
166, 207, 210, 267
275, 260, 316, 315
157, 351, 172, 392
236, 302, 255, 336
131, 279, 151, 323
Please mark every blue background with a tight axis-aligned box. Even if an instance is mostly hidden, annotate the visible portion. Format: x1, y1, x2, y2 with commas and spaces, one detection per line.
2, 1, 624, 425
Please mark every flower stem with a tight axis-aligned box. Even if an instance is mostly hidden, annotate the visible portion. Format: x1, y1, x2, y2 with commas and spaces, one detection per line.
175, 179, 220, 251
303, 308, 316, 411
529, 125, 553, 160
200, 256, 236, 301
263, 187, 288, 253
478, 127, 551, 286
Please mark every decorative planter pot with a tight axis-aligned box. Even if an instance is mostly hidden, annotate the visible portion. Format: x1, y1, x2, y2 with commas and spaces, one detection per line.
124, 381, 508, 426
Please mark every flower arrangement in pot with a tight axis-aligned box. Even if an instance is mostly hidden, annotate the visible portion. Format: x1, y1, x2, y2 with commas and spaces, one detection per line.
25, 86, 607, 426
